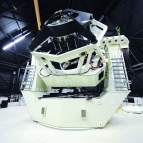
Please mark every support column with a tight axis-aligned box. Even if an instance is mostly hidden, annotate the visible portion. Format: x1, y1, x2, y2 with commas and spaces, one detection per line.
33, 0, 41, 30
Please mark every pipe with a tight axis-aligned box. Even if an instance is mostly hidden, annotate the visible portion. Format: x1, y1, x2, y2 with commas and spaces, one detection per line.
33, 0, 41, 30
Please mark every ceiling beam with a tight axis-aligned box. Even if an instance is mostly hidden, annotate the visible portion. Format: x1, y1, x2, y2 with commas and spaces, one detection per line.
7, 49, 31, 59
0, 0, 25, 17
0, 24, 33, 46
105, 16, 143, 58
0, 60, 19, 68
132, 63, 143, 68
0, 76, 9, 87
0, 26, 10, 39
0, 60, 26, 69
99, 0, 117, 22
1, 15, 36, 25
5, 0, 24, 35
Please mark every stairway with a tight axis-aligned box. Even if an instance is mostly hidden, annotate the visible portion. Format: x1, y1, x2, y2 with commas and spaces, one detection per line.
111, 55, 130, 90
21, 63, 35, 91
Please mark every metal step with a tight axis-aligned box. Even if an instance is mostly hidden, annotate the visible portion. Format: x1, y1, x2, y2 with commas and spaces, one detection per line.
26, 67, 34, 70
110, 53, 130, 90
112, 66, 124, 67
21, 83, 31, 85
114, 78, 126, 79
111, 58, 122, 60
25, 72, 34, 75
114, 81, 128, 83
25, 70, 34, 72
113, 73, 126, 75
113, 69, 125, 71
22, 85, 31, 88
23, 79, 33, 82
22, 81, 31, 84
26, 65, 34, 68
21, 85, 32, 88
21, 63, 35, 91
115, 86, 127, 88
21, 87, 31, 90
24, 75, 33, 77
111, 62, 123, 63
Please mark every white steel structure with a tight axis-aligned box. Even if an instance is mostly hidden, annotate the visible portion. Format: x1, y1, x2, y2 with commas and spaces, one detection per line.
21, 9, 130, 128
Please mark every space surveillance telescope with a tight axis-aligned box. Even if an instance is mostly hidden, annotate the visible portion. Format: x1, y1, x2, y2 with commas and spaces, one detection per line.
21, 9, 130, 128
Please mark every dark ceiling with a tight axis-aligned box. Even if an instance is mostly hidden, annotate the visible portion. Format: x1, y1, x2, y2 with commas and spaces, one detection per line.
0, 0, 143, 94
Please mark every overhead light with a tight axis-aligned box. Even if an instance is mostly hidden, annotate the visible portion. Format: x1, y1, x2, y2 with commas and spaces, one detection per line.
3, 36, 25, 50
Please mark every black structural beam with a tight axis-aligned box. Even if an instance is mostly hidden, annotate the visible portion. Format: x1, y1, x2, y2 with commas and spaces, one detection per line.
0, 60, 20, 68
0, 26, 10, 39
133, 68, 143, 71
107, 0, 143, 46
7, 49, 31, 59
105, 16, 143, 58
132, 63, 143, 68
1, 15, 35, 25
99, 0, 117, 22
0, 24, 33, 47
14, 11, 30, 19
110, 0, 125, 16
0, 76, 9, 87
2, 22, 20, 66
21, 58, 31, 66
13, 45, 19, 66
16, 68, 20, 92
5, 0, 23, 35
0, 0, 25, 17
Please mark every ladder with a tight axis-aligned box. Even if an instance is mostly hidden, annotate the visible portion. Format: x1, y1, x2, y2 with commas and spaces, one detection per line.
111, 54, 130, 90
21, 62, 35, 91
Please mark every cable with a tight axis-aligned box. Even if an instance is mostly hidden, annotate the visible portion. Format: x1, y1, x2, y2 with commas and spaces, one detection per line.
39, 67, 91, 77
90, 58, 103, 69
39, 68, 51, 77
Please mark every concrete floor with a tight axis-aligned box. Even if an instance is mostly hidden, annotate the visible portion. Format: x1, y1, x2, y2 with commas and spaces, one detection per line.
0, 106, 143, 143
